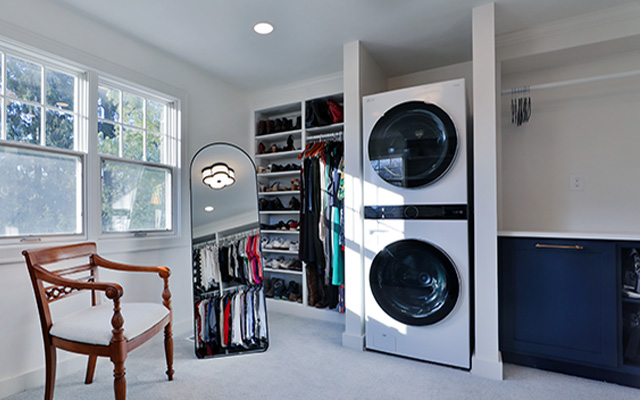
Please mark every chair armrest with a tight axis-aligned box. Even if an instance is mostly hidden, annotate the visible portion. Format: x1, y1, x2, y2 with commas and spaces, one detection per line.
90, 254, 171, 279
91, 254, 173, 311
32, 264, 123, 300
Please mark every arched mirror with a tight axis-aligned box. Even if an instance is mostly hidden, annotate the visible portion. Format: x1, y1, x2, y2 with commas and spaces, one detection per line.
190, 142, 268, 358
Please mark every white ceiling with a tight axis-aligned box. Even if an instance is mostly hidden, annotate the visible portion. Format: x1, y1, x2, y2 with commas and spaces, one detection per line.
51, 0, 638, 91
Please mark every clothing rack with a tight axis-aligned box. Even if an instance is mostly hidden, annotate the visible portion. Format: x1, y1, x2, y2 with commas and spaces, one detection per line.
193, 227, 259, 250
306, 131, 343, 142
501, 68, 640, 96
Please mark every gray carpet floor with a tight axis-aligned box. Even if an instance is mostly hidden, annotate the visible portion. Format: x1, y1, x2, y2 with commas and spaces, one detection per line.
6, 311, 640, 400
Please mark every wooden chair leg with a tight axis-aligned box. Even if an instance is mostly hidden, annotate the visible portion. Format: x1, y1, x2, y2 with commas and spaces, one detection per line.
164, 324, 174, 381
111, 358, 126, 400
85, 355, 98, 384
44, 345, 56, 400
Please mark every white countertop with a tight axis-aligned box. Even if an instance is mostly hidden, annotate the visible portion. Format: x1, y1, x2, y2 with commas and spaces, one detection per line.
498, 231, 640, 241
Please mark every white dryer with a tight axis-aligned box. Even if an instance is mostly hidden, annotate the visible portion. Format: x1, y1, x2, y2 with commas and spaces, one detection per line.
363, 206, 470, 369
363, 78, 467, 206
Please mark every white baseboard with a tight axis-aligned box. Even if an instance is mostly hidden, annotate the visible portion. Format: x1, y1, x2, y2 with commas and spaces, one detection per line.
341, 332, 365, 351
0, 317, 192, 400
471, 356, 504, 380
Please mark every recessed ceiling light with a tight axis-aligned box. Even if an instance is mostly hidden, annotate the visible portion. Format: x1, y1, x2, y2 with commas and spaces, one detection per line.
253, 22, 274, 35
204, 206, 214, 212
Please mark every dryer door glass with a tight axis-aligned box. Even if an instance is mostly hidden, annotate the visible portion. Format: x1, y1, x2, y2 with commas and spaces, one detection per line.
368, 101, 458, 188
370, 239, 459, 326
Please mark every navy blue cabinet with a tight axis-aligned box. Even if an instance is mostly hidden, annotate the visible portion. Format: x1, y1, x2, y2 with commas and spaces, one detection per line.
500, 237, 617, 368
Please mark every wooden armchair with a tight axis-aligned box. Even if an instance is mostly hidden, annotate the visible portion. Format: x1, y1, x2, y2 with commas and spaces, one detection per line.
22, 242, 174, 400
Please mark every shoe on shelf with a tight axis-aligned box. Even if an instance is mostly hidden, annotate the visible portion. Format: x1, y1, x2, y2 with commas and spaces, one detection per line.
270, 198, 285, 210
269, 238, 284, 250
284, 135, 295, 151
286, 219, 299, 230
259, 198, 269, 210
291, 178, 301, 191
272, 278, 285, 299
257, 142, 266, 154
287, 281, 301, 302
289, 241, 299, 252
267, 119, 276, 134
289, 197, 301, 210
264, 278, 274, 298
257, 166, 270, 174
268, 182, 281, 192
269, 144, 280, 153
289, 260, 302, 271
274, 118, 283, 132
278, 240, 292, 250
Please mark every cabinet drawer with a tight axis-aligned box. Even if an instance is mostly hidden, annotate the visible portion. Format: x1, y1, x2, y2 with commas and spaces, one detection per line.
500, 238, 617, 368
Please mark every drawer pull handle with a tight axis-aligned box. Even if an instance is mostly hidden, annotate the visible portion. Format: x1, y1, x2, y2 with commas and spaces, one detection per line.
535, 243, 584, 250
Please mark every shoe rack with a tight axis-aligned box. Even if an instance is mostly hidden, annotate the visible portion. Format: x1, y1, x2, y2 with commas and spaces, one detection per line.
254, 94, 344, 322
255, 102, 305, 307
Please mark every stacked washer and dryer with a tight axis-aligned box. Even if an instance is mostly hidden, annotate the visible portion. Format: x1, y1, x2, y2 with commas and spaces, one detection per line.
362, 78, 471, 369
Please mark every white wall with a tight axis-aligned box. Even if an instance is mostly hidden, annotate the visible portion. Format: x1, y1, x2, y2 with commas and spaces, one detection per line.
500, 48, 640, 237
0, 0, 249, 397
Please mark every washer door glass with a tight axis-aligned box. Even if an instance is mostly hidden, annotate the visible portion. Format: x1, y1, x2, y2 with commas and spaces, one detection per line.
368, 101, 458, 188
370, 239, 459, 326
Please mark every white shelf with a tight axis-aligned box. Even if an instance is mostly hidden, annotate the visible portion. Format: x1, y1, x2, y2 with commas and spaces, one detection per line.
259, 210, 299, 215
255, 150, 301, 160
264, 267, 303, 276
305, 122, 344, 135
261, 230, 299, 235
262, 248, 298, 255
259, 190, 300, 196
257, 170, 300, 178
256, 129, 302, 141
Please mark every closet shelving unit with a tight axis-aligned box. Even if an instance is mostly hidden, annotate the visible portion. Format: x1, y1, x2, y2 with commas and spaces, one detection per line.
254, 94, 344, 321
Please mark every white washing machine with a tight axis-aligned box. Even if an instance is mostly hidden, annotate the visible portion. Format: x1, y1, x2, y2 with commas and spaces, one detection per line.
363, 208, 470, 369
363, 78, 467, 206
362, 79, 470, 369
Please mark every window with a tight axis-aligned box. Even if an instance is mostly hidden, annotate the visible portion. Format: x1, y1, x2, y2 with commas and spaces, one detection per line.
98, 81, 177, 233
0, 51, 85, 239
0, 41, 180, 242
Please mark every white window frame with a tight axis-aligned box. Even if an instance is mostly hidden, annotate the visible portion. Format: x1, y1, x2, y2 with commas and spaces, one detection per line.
0, 38, 182, 247
0, 44, 89, 245
96, 76, 180, 237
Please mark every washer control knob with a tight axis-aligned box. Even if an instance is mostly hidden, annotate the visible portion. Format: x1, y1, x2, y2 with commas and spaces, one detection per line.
404, 206, 419, 219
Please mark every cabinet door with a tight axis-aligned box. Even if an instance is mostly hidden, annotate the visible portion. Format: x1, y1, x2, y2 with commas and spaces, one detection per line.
500, 238, 617, 368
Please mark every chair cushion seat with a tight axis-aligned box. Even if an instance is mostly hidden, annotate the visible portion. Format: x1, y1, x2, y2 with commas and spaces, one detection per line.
50, 303, 169, 346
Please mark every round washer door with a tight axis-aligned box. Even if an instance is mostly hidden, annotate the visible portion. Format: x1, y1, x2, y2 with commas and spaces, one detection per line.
370, 239, 459, 326
368, 101, 458, 188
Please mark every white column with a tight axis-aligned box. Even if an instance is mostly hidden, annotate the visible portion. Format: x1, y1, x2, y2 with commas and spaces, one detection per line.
342, 41, 386, 350
472, 3, 503, 380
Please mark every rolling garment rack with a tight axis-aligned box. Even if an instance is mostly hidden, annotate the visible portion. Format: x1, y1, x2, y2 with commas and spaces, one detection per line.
192, 226, 268, 358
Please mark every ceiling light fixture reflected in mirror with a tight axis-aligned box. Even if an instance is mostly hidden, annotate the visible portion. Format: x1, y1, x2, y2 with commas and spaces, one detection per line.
204, 205, 214, 212
202, 162, 236, 190
253, 22, 274, 35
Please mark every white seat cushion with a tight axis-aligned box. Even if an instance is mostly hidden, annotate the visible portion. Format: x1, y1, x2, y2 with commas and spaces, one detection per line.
50, 303, 169, 346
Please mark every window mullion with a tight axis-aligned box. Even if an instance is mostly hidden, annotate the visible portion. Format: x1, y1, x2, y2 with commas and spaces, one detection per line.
40, 66, 45, 146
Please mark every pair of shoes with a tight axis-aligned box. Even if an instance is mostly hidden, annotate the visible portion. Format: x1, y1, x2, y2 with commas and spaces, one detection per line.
291, 178, 301, 191
270, 163, 300, 172
257, 142, 266, 154
257, 166, 270, 174
283, 135, 295, 151
259, 198, 285, 210
262, 237, 292, 250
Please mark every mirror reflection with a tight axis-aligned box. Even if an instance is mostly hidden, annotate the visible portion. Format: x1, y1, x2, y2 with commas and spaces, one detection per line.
190, 142, 268, 358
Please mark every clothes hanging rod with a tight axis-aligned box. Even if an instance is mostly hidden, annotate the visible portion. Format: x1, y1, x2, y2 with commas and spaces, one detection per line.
306, 131, 343, 141
501, 68, 640, 96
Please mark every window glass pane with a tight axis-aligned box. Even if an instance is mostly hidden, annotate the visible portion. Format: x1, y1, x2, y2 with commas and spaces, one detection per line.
123, 92, 143, 128
98, 86, 120, 121
46, 69, 75, 111
46, 109, 74, 149
6, 101, 41, 144
123, 127, 143, 160
98, 121, 120, 157
101, 160, 171, 232
0, 146, 82, 237
146, 100, 165, 132
6, 56, 42, 102
146, 132, 163, 163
